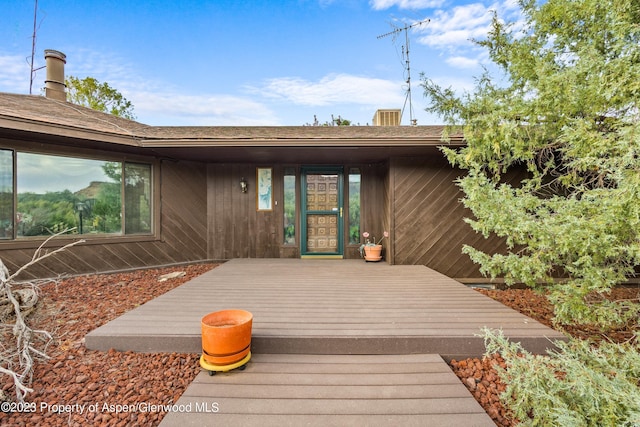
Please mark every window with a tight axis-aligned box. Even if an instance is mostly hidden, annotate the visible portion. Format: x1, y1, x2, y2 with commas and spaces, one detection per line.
0, 150, 13, 239
124, 162, 152, 234
283, 167, 296, 244
2, 150, 153, 239
348, 168, 361, 244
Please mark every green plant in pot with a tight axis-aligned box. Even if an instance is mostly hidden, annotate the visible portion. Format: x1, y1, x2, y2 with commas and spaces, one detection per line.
359, 231, 388, 262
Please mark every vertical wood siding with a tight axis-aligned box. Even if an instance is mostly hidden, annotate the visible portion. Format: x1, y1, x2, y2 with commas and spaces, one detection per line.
207, 164, 281, 260
356, 163, 389, 260
208, 163, 387, 261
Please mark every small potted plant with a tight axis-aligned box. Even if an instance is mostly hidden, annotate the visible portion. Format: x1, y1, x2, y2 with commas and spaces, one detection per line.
359, 231, 388, 262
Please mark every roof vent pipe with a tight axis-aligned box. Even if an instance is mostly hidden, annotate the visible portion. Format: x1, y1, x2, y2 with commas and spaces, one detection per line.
44, 49, 67, 101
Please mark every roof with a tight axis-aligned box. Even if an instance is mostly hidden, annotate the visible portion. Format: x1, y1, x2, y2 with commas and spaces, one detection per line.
0, 92, 462, 163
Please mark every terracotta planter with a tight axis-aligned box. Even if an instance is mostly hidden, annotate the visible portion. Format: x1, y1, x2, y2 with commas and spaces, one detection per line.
363, 244, 383, 262
201, 309, 253, 366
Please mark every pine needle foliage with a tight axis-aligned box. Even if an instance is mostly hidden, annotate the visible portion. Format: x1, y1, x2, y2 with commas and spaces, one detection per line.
483, 329, 640, 427
422, 0, 640, 423
423, 0, 640, 328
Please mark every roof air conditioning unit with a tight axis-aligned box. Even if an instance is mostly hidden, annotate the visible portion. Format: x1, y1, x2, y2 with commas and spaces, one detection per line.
372, 109, 401, 126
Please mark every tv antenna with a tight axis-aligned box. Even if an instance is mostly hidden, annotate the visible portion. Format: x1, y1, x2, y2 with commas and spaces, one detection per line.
377, 18, 429, 125
29, 0, 45, 95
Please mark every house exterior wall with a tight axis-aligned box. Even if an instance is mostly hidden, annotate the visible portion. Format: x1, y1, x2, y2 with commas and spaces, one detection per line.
0, 156, 208, 280
206, 163, 389, 261
0, 141, 519, 281
388, 156, 524, 281
207, 163, 281, 259
389, 155, 479, 277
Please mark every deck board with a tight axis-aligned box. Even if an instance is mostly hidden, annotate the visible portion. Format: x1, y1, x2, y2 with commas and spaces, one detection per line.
86, 259, 565, 359
158, 353, 495, 427
85, 259, 564, 426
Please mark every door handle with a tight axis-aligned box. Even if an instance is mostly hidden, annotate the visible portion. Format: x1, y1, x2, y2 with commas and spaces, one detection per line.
340, 207, 343, 218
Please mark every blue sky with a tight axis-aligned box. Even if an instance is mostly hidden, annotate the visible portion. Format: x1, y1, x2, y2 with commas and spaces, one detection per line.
0, 0, 522, 126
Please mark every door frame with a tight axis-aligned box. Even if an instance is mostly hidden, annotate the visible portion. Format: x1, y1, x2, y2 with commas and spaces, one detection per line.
300, 166, 344, 258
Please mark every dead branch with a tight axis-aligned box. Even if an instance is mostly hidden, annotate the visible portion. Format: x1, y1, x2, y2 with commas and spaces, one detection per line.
0, 230, 84, 403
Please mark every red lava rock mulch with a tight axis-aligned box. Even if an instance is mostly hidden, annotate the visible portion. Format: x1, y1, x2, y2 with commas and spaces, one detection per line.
450, 286, 640, 427
1, 263, 217, 427
2, 263, 638, 427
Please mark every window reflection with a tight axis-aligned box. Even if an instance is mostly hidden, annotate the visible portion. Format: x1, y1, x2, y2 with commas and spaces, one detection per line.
7, 152, 152, 239
124, 163, 151, 234
0, 150, 13, 239
284, 168, 296, 244
16, 153, 122, 237
348, 169, 361, 245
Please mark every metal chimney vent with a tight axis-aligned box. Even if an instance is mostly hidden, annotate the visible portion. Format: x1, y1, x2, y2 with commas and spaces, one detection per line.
44, 49, 67, 101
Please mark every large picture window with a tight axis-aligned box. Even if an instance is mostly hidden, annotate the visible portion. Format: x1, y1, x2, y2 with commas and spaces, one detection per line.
1, 150, 153, 239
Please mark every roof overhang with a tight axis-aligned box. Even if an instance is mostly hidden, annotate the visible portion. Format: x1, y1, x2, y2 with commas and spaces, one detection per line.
0, 93, 464, 164
138, 137, 462, 163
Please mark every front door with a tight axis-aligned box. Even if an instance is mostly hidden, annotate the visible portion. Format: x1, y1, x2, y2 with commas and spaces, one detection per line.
301, 166, 344, 257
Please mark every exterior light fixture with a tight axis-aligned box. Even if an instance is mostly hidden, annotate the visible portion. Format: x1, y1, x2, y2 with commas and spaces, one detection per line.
240, 177, 248, 193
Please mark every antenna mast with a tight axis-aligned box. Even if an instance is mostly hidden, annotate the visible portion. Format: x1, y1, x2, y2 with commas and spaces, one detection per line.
377, 18, 429, 125
28, 0, 47, 94
29, 0, 39, 94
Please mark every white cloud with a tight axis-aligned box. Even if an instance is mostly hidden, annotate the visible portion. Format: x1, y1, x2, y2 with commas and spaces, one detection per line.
418, 1, 524, 50
249, 73, 404, 107
418, 3, 493, 50
370, 0, 445, 10
428, 75, 476, 94
0, 54, 33, 94
62, 47, 287, 125
445, 55, 480, 69
411, 0, 524, 77
17, 152, 112, 193
64, 48, 148, 92
1, 48, 413, 126
130, 91, 279, 126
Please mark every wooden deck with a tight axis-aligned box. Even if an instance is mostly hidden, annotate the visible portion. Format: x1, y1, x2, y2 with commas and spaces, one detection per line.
159, 353, 495, 427
86, 259, 565, 426
86, 258, 564, 359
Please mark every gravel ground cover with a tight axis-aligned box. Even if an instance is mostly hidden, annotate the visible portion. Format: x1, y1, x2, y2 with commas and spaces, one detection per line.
1, 263, 216, 427
452, 286, 639, 427
1, 264, 637, 426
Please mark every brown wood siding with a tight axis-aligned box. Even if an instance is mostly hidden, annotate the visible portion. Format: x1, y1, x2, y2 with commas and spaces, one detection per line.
390, 156, 517, 279
207, 164, 281, 260
360, 164, 387, 246
207, 163, 391, 261
0, 160, 208, 280
159, 160, 208, 259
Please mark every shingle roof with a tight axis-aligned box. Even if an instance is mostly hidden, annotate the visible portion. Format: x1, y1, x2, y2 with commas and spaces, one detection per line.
0, 92, 149, 137
0, 92, 461, 147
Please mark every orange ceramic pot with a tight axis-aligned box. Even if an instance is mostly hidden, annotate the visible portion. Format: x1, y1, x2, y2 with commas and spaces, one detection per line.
201, 309, 253, 366
364, 244, 383, 261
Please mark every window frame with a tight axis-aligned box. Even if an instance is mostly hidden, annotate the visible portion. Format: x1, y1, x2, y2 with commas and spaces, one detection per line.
0, 140, 160, 248
347, 167, 361, 246
283, 166, 297, 245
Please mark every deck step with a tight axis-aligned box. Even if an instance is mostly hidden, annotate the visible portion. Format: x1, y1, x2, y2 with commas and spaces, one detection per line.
85, 259, 566, 360
159, 353, 495, 427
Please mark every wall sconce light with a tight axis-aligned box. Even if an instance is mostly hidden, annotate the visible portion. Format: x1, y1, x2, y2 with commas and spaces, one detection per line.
240, 177, 248, 193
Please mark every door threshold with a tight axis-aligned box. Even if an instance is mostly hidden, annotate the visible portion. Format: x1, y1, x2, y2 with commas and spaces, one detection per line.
301, 255, 344, 259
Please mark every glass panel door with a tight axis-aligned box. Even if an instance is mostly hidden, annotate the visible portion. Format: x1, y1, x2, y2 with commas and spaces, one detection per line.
301, 167, 343, 256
